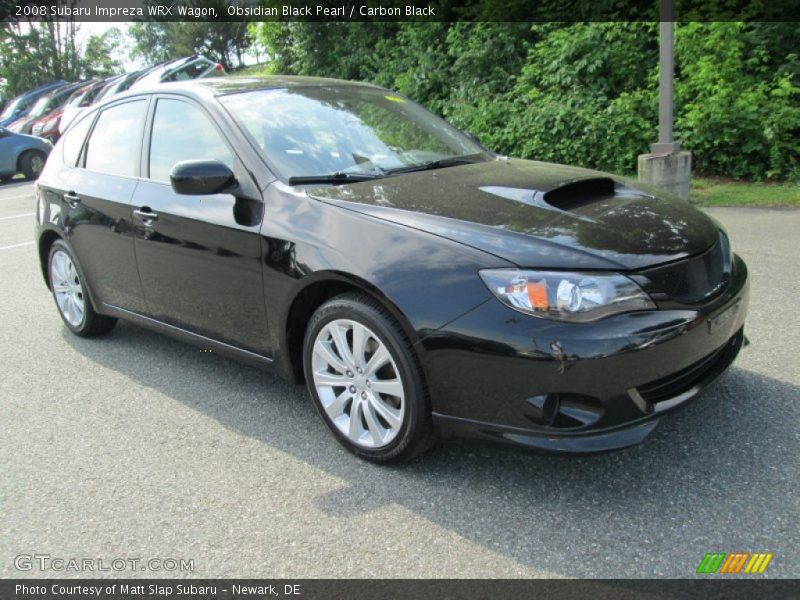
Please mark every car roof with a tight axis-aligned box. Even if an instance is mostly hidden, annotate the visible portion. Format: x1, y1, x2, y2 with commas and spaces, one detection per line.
88, 76, 387, 116
132, 75, 383, 98
20, 80, 68, 99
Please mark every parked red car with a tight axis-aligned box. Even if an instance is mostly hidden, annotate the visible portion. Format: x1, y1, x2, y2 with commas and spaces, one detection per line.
8, 81, 88, 135
54, 76, 122, 138
34, 78, 111, 142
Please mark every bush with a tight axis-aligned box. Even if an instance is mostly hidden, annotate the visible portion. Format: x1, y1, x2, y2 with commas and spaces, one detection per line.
251, 22, 800, 181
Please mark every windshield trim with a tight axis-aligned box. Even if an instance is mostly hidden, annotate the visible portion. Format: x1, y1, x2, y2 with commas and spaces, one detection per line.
218, 85, 492, 186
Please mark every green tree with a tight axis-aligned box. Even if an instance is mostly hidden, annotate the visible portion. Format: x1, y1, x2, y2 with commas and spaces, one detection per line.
82, 28, 123, 78
128, 21, 251, 70
0, 20, 81, 96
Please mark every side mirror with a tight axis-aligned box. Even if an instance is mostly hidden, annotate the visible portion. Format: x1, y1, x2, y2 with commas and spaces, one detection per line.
170, 160, 235, 196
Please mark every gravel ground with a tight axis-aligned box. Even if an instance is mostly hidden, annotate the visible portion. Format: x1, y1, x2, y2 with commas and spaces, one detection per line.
0, 181, 797, 578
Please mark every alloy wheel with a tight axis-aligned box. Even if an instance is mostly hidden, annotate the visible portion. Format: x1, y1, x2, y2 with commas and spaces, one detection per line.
51, 250, 85, 327
30, 153, 44, 177
311, 319, 405, 449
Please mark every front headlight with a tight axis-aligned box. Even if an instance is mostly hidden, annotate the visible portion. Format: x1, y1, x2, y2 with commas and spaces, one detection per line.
479, 269, 655, 322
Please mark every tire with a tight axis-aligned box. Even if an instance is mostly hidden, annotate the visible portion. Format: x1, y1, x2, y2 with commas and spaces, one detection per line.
20, 150, 46, 180
48, 239, 117, 337
303, 292, 432, 463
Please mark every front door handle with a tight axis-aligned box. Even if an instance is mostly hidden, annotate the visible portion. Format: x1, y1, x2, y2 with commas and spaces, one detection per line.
64, 191, 81, 207
133, 207, 159, 225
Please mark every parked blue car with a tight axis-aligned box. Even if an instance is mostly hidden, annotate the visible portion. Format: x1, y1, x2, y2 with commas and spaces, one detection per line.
0, 126, 52, 181
0, 80, 67, 128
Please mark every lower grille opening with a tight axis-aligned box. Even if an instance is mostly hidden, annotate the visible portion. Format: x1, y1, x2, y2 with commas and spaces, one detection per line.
636, 329, 743, 405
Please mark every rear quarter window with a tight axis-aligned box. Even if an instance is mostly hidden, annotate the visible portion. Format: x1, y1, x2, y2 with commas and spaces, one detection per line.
84, 100, 147, 177
62, 112, 95, 167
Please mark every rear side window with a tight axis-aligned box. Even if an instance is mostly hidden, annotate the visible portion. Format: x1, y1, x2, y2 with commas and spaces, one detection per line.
165, 59, 214, 82
148, 98, 233, 183
85, 100, 147, 177
62, 113, 94, 167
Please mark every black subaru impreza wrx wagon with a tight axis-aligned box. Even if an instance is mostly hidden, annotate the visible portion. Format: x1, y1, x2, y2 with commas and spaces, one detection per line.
35, 76, 748, 462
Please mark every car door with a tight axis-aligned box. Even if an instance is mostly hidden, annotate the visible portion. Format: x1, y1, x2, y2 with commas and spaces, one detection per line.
42, 100, 149, 313
131, 95, 270, 355
0, 129, 13, 175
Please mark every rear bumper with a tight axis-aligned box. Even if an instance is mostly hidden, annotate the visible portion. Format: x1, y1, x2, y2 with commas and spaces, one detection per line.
420, 255, 749, 453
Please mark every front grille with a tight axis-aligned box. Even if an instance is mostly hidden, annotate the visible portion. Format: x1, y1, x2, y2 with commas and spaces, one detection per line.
637, 330, 742, 404
641, 233, 731, 303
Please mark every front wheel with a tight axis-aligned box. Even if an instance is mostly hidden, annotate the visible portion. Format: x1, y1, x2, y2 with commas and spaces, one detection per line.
303, 292, 432, 463
20, 150, 46, 180
48, 239, 117, 337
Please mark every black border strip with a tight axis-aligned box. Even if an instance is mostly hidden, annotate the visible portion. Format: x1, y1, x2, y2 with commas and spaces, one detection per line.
2, 0, 800, 23
3, 579, 800, 600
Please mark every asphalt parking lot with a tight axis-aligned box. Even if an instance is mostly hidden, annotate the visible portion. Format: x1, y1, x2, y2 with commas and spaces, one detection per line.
1, 179, 797, 579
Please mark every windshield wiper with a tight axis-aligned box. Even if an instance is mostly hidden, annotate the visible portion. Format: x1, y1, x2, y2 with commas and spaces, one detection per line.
383, 155, 484, 176
287, 171, 383, 186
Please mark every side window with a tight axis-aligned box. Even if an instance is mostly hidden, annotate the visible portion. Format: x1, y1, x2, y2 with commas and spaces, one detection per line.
85, 100, 147, 177
148, 98, 234, 183
62, 112, 94, 167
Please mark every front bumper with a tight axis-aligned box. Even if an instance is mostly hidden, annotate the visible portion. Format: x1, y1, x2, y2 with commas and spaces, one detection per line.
419, 255, 749, 453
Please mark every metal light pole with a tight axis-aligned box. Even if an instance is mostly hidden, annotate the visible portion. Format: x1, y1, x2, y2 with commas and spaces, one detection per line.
652, 16, 680, 155
638, 0, 692, 200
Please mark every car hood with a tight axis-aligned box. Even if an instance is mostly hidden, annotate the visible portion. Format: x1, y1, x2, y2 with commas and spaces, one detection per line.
307, 158, 720, 270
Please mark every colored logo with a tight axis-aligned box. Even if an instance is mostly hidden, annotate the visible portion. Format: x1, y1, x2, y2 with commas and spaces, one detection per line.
696, 552, 773, 574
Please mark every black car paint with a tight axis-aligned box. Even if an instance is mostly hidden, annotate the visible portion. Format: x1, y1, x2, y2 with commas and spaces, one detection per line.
35, 77, 748, 454
309, 160, 720, 270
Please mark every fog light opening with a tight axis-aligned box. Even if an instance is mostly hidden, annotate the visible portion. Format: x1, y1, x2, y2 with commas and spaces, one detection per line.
525, 393, 559, 426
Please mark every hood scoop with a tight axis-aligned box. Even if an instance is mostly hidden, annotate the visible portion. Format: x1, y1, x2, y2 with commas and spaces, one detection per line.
542, 177, 616, 211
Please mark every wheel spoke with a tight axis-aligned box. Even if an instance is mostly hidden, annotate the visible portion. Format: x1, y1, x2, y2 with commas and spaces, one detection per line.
351, 323, 368, 369
73, 292, 84, 311
55, 292, 68, 313
67, 261, 78, 284
313, 371, 348, 388
348, 399, 363, 440
313, 339, 348, 374
328, 322, 354, 367
65, 295, 76, 324
52, 254, 67, 284
368, 392, 403, 430
362, 402, 385, 446
365, 345, 390, 377
370, 378, 403, 397
323, 389, 352, 419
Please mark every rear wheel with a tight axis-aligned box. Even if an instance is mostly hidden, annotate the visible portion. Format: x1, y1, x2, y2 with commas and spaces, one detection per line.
303, 292, 432, 463
20, 150, 46, 180
48, 239, 117, 337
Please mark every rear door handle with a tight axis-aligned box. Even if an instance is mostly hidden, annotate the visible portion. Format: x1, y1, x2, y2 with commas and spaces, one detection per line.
133, 207, 159, 225
64, 191, 80, 207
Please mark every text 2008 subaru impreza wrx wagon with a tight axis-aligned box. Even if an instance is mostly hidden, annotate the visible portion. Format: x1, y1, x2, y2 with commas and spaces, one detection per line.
35, 77, 748, 463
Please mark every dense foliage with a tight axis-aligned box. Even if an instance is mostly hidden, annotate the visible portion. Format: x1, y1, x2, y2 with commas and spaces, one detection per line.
251, 22, 799, 181
0, 22, 123, 96
128, 21, 251, 71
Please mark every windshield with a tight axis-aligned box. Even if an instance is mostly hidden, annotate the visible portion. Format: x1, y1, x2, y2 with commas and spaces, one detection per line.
66, 88, 87, 107
219, 86, 488, 180
1, 96, 23, 120
29, 95, 50, 118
